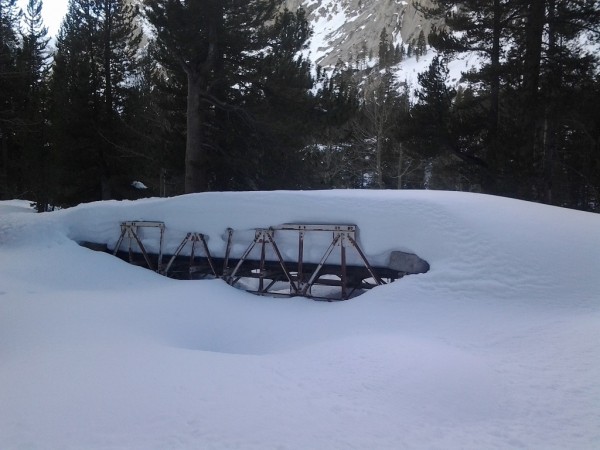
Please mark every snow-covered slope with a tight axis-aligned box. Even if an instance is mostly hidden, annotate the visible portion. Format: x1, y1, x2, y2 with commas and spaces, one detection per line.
285, 0, 478, 98
1, 191, 599, 449
286, 0, 437, 68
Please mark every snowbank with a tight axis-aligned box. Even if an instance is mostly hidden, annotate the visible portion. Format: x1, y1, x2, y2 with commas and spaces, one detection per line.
1, 190, 599, 449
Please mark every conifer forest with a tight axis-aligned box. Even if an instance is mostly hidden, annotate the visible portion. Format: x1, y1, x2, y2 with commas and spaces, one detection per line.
1, 0, 599, 211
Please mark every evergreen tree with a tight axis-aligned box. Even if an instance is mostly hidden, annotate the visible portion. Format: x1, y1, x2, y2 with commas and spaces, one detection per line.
425, 0, 521, 190
406, 55, 487, 190
50, 0, 141, 205
353, 72, 399, 188
97, 0, 142, 126
511, 0, 600, 204
19, 0, 48, 89
414, 56, 454, 138
378, 27, 390, 67
394, 43, 403, 62
51, 0, 103, 204
234, 8, 317, 190
424, 0, 600, 208
410, 56, 456, 161
415, 29, 427, 59
0, 0, 21, 198
304, 66, 360, 188
144, 0, 316, 192
16, 0, 51, 210
121, 46, 186, 196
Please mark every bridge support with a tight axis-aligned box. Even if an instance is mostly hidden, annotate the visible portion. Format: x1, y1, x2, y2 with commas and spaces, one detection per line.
226, 224, 385, 300
113, 221, 165, 272
163, 232, 217, 279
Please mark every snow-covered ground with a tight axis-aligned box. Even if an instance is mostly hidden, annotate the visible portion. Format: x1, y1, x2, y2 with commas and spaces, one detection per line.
1, 190, 599, 449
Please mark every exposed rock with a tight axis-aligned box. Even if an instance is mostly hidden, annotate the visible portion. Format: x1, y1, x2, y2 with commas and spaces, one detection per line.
388, 250, 430, 274
283, 0, 438, 67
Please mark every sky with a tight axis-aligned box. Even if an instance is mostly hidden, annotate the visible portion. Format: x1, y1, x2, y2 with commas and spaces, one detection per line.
18, 0, 68, 37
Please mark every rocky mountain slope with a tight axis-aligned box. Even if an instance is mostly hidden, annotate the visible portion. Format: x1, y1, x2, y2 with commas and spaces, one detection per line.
284, 0, 437, 68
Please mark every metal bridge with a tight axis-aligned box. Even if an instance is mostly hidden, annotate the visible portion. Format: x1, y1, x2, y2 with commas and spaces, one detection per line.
109, 220, 429, 300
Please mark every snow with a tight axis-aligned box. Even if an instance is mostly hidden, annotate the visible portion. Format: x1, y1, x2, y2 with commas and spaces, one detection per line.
393, 49, 483, 103
1, 190, 600, 449
304, 0, 354, 64
131, 181, 148, 190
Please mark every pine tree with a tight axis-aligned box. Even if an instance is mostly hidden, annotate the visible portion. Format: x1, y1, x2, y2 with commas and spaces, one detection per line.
378, 27, 390, 67
144, 0, 316, 192
415, 29, 427, 59
146, 0, 267, 192
424, 0, 600, 208
95, 0, 142, 197
121, 47, 186, 196
424, 0, 522, 191
97, 0, 141, 126
410, 56, 455, 155
515, 0, 600, 204
19, 0, 48, 89
50, 0, 141, 205
414, 57, 454, 128
0, 0, 21, 198
353, 72, 399, 188
16, 0, 51, 210
305, 67, 360, 188
394, 43, 403, 62
235, 7, 317, 190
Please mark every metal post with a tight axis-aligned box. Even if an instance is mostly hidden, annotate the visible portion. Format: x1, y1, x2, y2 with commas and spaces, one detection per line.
228, 235, 260, 284
347, 235, 384, 286
340, 233, 348, 299
163, 233, 190, 275
259, 237, 266, 293
199, 234, 217, 277
302, 234, 340, 297
157, 224, 165, 272
297, 230, 305, 289
223, 228, 234, 276
265, 231, 299, 294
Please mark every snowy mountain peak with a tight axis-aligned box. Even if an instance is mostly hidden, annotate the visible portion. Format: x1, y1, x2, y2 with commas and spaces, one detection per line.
284, 0, 436, 67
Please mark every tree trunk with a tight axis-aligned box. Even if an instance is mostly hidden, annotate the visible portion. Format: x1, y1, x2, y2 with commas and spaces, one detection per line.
101, 0, 114, 201
0, 131, 8, 199
522, 0, 546, 176
397, 144, 404, 189
185, 72, 208, 193
488, 0, 501, 164
103, 0, 113, 120
542, 0, 557, 204
523, 1, 545, 107
375, 135, 383, 188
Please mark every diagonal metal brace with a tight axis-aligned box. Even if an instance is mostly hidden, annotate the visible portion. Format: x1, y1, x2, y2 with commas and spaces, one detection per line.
113, 221, 165, 271
227, 229, 299, 294
163, 232, 217, 278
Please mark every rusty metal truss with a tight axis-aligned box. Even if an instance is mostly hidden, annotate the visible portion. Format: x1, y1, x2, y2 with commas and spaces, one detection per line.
113, 221, 165, 272
224, 224, 385, 300
109, 221, 404, 301
162, 232, 217, 279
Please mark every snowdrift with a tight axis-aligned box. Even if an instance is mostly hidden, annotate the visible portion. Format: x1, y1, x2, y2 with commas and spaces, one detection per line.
1, 190, 599, 450
36, 189, 600, 301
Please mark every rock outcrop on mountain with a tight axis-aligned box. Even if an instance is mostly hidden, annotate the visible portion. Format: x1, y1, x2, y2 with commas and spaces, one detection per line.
283, 0, 437, 68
